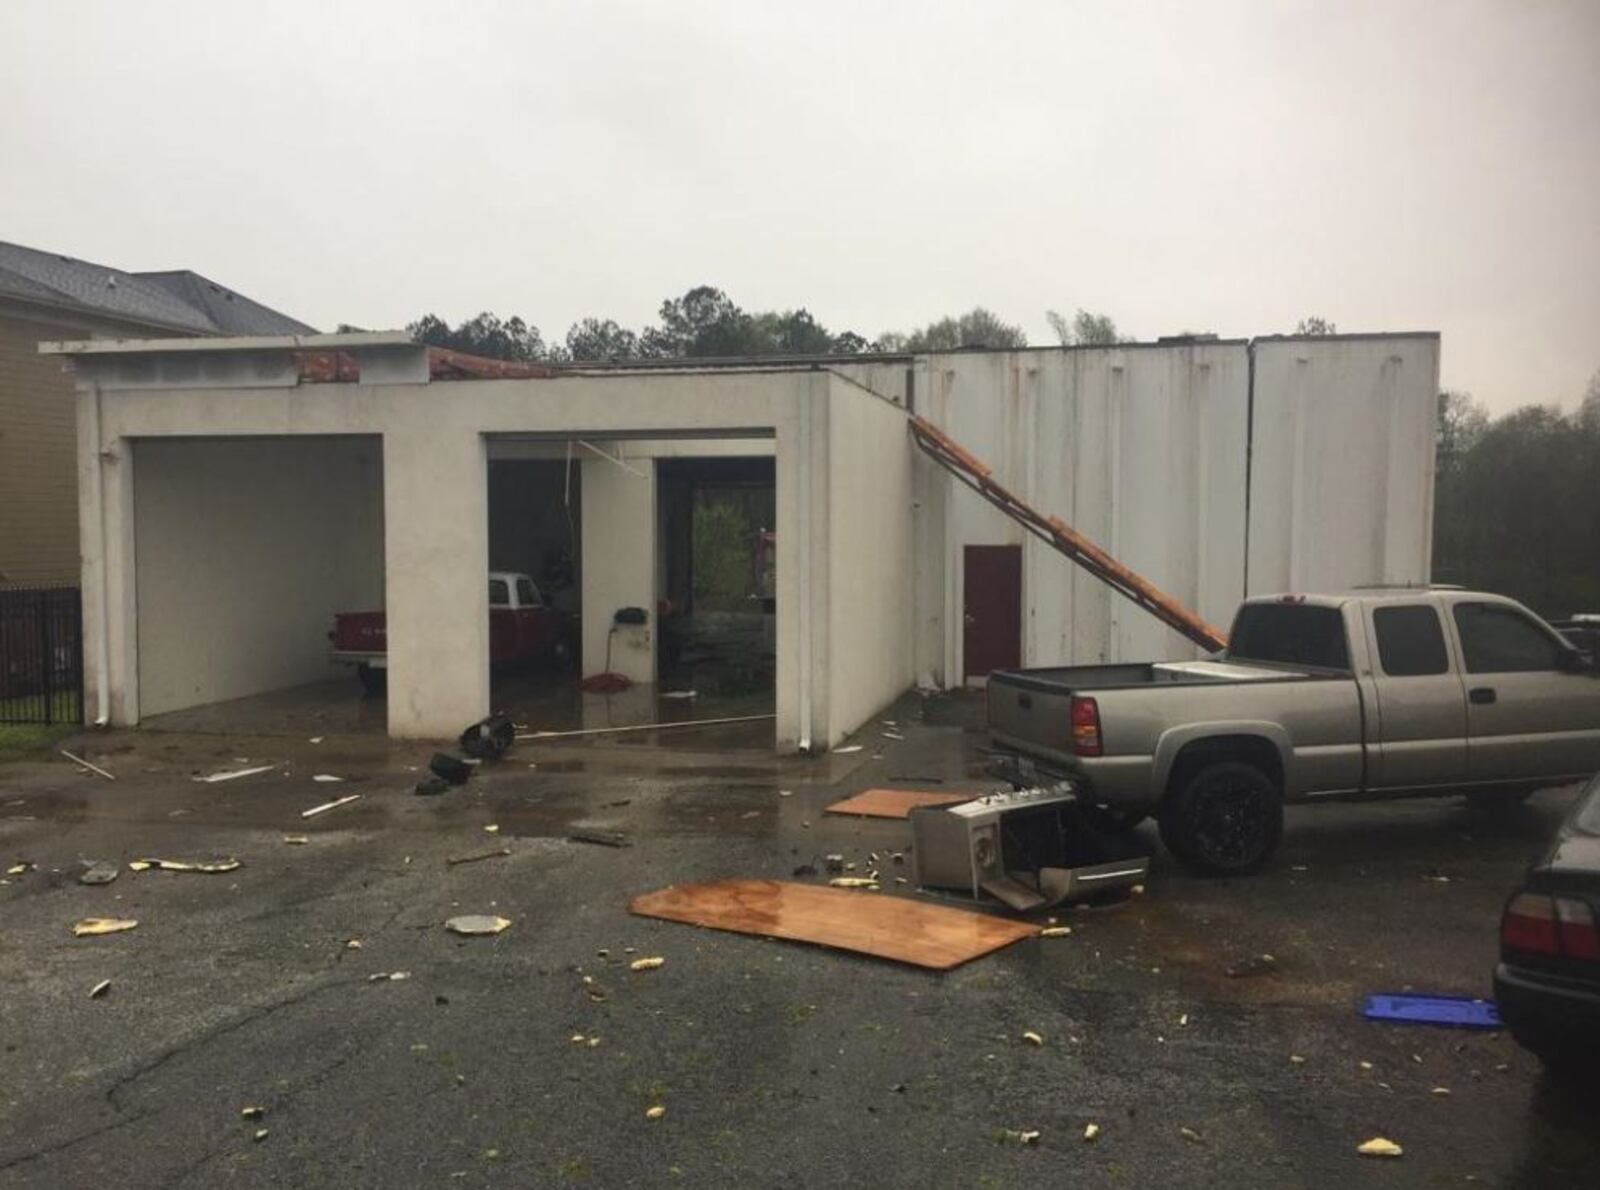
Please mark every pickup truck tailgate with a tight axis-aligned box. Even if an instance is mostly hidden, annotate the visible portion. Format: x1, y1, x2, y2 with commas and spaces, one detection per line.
988, 666, 1147, 758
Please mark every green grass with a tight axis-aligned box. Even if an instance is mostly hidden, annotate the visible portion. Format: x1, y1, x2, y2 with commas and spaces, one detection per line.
0, 694, 80, 762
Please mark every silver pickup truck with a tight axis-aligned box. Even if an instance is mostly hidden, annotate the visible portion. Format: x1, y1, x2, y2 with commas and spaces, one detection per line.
988, 588, 1600, 876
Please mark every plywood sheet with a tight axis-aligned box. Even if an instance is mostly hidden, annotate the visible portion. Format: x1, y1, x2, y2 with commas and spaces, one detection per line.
823, 788, 974, 819
628, 879, 1037, 970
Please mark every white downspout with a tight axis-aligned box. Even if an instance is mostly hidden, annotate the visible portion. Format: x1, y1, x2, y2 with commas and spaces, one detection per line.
89, 380, 111, 726
796, 387, 813, 753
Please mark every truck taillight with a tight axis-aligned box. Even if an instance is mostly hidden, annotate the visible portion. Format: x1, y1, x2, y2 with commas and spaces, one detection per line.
1070, 696, 1102, 757
1502, 892, 1599, 960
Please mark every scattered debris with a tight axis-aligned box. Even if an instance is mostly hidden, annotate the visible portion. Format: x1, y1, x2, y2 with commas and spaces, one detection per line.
445, 915, 512, 937
89, 979, 112, 999
829, 877, 879, 889
79, 860, 119, 885
1021, 1031, 1043, 1047
645, 1105, 666, 1121
568, 830, 630, 848
792, 862, 818, 878
1039, 926, 1072, 938
241, 1106, 264, 1120
447, 846, 512, 866
882, 731, 905, 741
483, 824, 500, 835
1357, 1137, 1403, 1159
832, 745, 864, 754
302, 794, 361, 819
5, 862, 32, 876
824, 854, 846, 873
312, 774, 344, 783
996, 1128, 1041, 1145
824, 789, 974, 820
1179, 1013, 1190, 1027
283, 835, 310, 845
778, 789, 793, 798
308, 737, 324, 744
1225, 954, 1278, 978
1289, 1054, 1307, 1065
60, 750, 116, 781
1083, 1123, 1100, 1143
368, 971, 412, 982
194, 764, 277, 783
459, 714, 516, 761
130, 857, 241, 874
73, 918, 138, 937
629, 878, 1039, 971
253, 1128, 270, 1143
1431, 1086, 1451, 1096
414, 776, 451, 797
630, 956, 665, 972
660, 690, 698, 700
345, 939, 363, 950
1361, 994, 1501, 1029
430, 753, 474, 784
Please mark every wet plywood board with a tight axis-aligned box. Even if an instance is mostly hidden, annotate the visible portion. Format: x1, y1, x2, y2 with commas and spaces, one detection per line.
628, 879, 1038, 970
823, 788, 975, 820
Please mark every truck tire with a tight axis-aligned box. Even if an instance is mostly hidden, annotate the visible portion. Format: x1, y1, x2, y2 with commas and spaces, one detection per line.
1159, 761, 1282, 876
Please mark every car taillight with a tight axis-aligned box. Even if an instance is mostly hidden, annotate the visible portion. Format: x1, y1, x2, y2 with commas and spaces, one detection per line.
1556, 897, 1600, 960
1502, 891, 1599, 960
1070, 696, 1102, 757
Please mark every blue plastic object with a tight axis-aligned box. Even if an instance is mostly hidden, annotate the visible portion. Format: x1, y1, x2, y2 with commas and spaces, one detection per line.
1361, 993, 1501, 1030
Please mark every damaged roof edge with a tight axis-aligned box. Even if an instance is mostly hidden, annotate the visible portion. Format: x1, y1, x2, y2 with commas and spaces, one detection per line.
38, 330, 416, 356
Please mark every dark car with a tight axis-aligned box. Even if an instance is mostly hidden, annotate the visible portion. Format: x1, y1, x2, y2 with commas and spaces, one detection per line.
1494, 771, 1600, 1072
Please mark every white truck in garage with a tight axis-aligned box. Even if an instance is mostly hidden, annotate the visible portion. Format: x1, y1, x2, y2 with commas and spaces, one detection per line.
988, 589, 1600, 875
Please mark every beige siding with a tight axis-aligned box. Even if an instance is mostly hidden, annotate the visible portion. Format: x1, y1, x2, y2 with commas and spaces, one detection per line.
0, 313, 83, 586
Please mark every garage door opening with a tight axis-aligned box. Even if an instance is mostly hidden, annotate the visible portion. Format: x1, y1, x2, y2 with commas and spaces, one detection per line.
133, 435, 385, 733
658, 457, 776, 706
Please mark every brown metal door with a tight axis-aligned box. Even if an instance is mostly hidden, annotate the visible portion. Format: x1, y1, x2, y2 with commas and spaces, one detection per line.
963, 545, 1022, 678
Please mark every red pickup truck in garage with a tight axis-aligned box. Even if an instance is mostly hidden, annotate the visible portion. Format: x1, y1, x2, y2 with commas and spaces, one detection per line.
331, 571, 571, 694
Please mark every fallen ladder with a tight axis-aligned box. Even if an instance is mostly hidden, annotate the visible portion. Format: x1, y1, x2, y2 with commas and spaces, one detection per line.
909, 415, 1228, 652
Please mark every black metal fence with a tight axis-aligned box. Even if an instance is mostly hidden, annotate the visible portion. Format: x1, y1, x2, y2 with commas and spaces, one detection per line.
0, 586, 84, 725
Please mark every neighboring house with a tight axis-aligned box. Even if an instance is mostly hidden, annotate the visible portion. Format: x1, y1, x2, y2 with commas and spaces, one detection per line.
0, 240, 314, 586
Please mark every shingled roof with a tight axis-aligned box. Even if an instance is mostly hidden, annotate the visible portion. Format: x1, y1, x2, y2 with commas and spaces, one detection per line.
0, 240, 315, 336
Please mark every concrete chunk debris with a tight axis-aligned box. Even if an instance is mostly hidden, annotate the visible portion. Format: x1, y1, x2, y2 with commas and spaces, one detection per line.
312, 774, 344, 783
130, 857, 241, 874
89, 979, 112, 999
1083, 1123, 1100, 1142
828, 877, 879, 889
1181, 1126, 1203, 1144
1039, 926, 1072, 938
253, 1128, 269, 1143
997, 1128, 1040, 1145
1021, 1031, 1043, 1046
1430, 1086, 1451, 1096
283, 835, 310, 845
645, 1105, 666, 1120
60, 749, 116, 780
241, 1106, 264, 1119
483, 824, 500, 834
302, 794, 361, 819
194, 764, 277, 783
79, 860, 119, 885
1357, 1137, 1403, 1158
368, 971, 411, 982
630, 956, 665, 972
73, 918, 138, 937
6, 862, 32, 876
832, 745, 863, 754
445, 915, 512, 937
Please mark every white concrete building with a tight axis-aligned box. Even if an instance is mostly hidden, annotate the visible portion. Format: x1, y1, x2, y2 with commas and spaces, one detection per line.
48, 330, 1439, 750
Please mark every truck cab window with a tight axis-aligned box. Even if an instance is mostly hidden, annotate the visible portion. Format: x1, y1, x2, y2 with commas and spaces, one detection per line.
489, 579, 510, 608
1452, 602, 1564, 673
1372, 605, 1449, 676
1228, 604, 1349, 670
516, 577, 537, 607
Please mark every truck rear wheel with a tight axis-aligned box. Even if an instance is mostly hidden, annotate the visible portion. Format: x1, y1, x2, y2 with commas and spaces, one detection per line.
1159, 761, 1282, 876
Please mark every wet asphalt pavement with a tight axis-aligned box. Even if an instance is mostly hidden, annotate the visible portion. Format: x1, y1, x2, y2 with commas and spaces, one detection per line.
1, 692, 1597, 1187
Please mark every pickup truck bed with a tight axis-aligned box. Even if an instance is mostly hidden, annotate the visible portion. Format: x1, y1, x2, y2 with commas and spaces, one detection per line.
988, 589, 1600, 876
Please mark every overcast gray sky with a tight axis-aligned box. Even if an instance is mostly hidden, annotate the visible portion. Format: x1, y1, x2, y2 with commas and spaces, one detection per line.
3, 0, 1595, 413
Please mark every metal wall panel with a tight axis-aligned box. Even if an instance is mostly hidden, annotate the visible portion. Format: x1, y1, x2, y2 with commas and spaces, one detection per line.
1247, 335, 1439, 596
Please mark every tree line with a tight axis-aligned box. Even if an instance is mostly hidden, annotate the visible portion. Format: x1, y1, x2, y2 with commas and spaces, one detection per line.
1434, 374, 1600, 617
403, 285, 1121, 363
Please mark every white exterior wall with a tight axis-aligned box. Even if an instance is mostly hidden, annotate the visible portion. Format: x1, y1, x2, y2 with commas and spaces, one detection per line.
822, 376, 916, 744
1247, 335, 1440, 595
580, 455, 657, 683
132, 436, 383, 716
911, 344, 1251, 679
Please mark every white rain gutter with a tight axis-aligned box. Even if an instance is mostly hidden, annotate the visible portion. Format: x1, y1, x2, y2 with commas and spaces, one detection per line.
796, 390, 813, 753
88, 380, 111, 726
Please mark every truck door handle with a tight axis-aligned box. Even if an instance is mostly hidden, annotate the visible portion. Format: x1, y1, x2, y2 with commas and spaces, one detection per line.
1469, 687, 1496, 705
